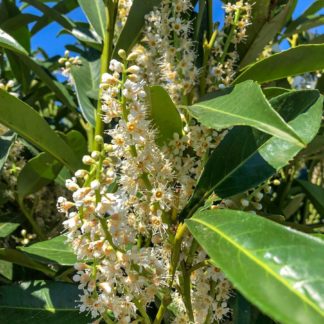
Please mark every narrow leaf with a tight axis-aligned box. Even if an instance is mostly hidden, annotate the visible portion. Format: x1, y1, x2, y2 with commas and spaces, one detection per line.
0, 90, 81, 171
71, 57, 101, 125
77, 0, 106, 40
0, 131, 16, 171
298, 180, 324, 217
0, 28, 28, 54
186, 209, 324, 324
189, 80, 305, 147
147, 86, 183, 145
234, 45, 324, 84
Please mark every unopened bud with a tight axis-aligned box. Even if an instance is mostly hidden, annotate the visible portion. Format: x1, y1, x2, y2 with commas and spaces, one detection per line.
118, 49, 126, 60
82, 155, 95, 165
273, 179, 281, 186
95, 135, 103, 144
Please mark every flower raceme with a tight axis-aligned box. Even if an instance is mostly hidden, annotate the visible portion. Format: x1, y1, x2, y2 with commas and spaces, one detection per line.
57, 54, 231, 323
57, 1, 254, 323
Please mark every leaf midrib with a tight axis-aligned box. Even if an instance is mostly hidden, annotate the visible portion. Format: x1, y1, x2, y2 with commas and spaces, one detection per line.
191, 103, 302, 146
190, 217, 324, 316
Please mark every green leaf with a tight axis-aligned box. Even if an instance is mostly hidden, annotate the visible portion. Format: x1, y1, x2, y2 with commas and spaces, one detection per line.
0, 131, 16, 171
0, 249, 56, 277
23, 0, 75, 31
19, 236, 76, 266
0, 281, 90, 323
31, 0, 78, 35
0, 28, 76, 109
239, 0, 296, 67
0, 260, 12, 281
235, 45, 324, 84
71, 56, 101, 125
113, 0, 161, 57
0, 28, 28, 54
189, 80, 304, 147
297, 180, 324, 217
262, 87, 290, 100
17, 152, 62, 199
0, 223, 19, 238
186, 209, 324, 324
179, 90, 322, 220
0, 90, 81, 171
147, 86, 182, 145
78, 0, 106, 40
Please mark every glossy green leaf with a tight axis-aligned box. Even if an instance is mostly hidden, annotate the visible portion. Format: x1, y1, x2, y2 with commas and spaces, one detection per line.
298, 180, 324, 217
78, 0, 106, 40
284, 0, 324, 38
262, 87, 290, 100
19, 236, 76, 266
0, 281, 90, 323
0, 223, 19, 238
0, 28, 28, 54
179, 90, 322, 220
186, 209, 324, 324
23, 0, 75, 31
113, 0, 161, 57
0, 249, 56, 277
235, 45, 324, 84
147, 86, 182, 145
0, 28, 76, 109
284, 16, 324, 39
71, 57, 101, 125
0, 260, 12, 281
0, 90, 81, 171
0, 131, 16, 171
17, 153, 62, 199
31, 0, 78, 35
189, 80, 304, 147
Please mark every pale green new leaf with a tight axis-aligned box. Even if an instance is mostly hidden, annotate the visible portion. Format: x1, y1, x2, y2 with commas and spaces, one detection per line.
189, 80, 304, 146
186, 209, 324, 324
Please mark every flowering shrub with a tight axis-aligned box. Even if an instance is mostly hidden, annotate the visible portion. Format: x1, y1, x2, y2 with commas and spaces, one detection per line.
0, 1, 324, 323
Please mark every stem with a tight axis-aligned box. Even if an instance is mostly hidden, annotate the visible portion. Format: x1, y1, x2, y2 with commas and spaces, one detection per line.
219, 9, 241, 65
206, 0, 213, 39
153, 303, 167, 324
170, 223, 188, 282
200, 30, 218, 96
133, 297, 151, 324
180, 261, 194, 322
18, 198, 46, 240
93, 0, 118, 151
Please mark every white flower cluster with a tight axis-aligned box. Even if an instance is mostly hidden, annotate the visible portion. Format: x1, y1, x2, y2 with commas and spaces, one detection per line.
140, 0, 199, 102
115, 0, 133, 38
207, 1, 252, 91
58, 50, 82, 80
58, 53, 231, 322
0, 79, 18, 97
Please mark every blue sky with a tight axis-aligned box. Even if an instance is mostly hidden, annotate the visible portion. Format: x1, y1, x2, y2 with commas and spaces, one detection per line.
20, 0, 324, 57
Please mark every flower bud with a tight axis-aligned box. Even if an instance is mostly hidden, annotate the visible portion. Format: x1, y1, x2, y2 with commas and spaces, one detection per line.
118, 49, 126, 59
82, 155, 95, 165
